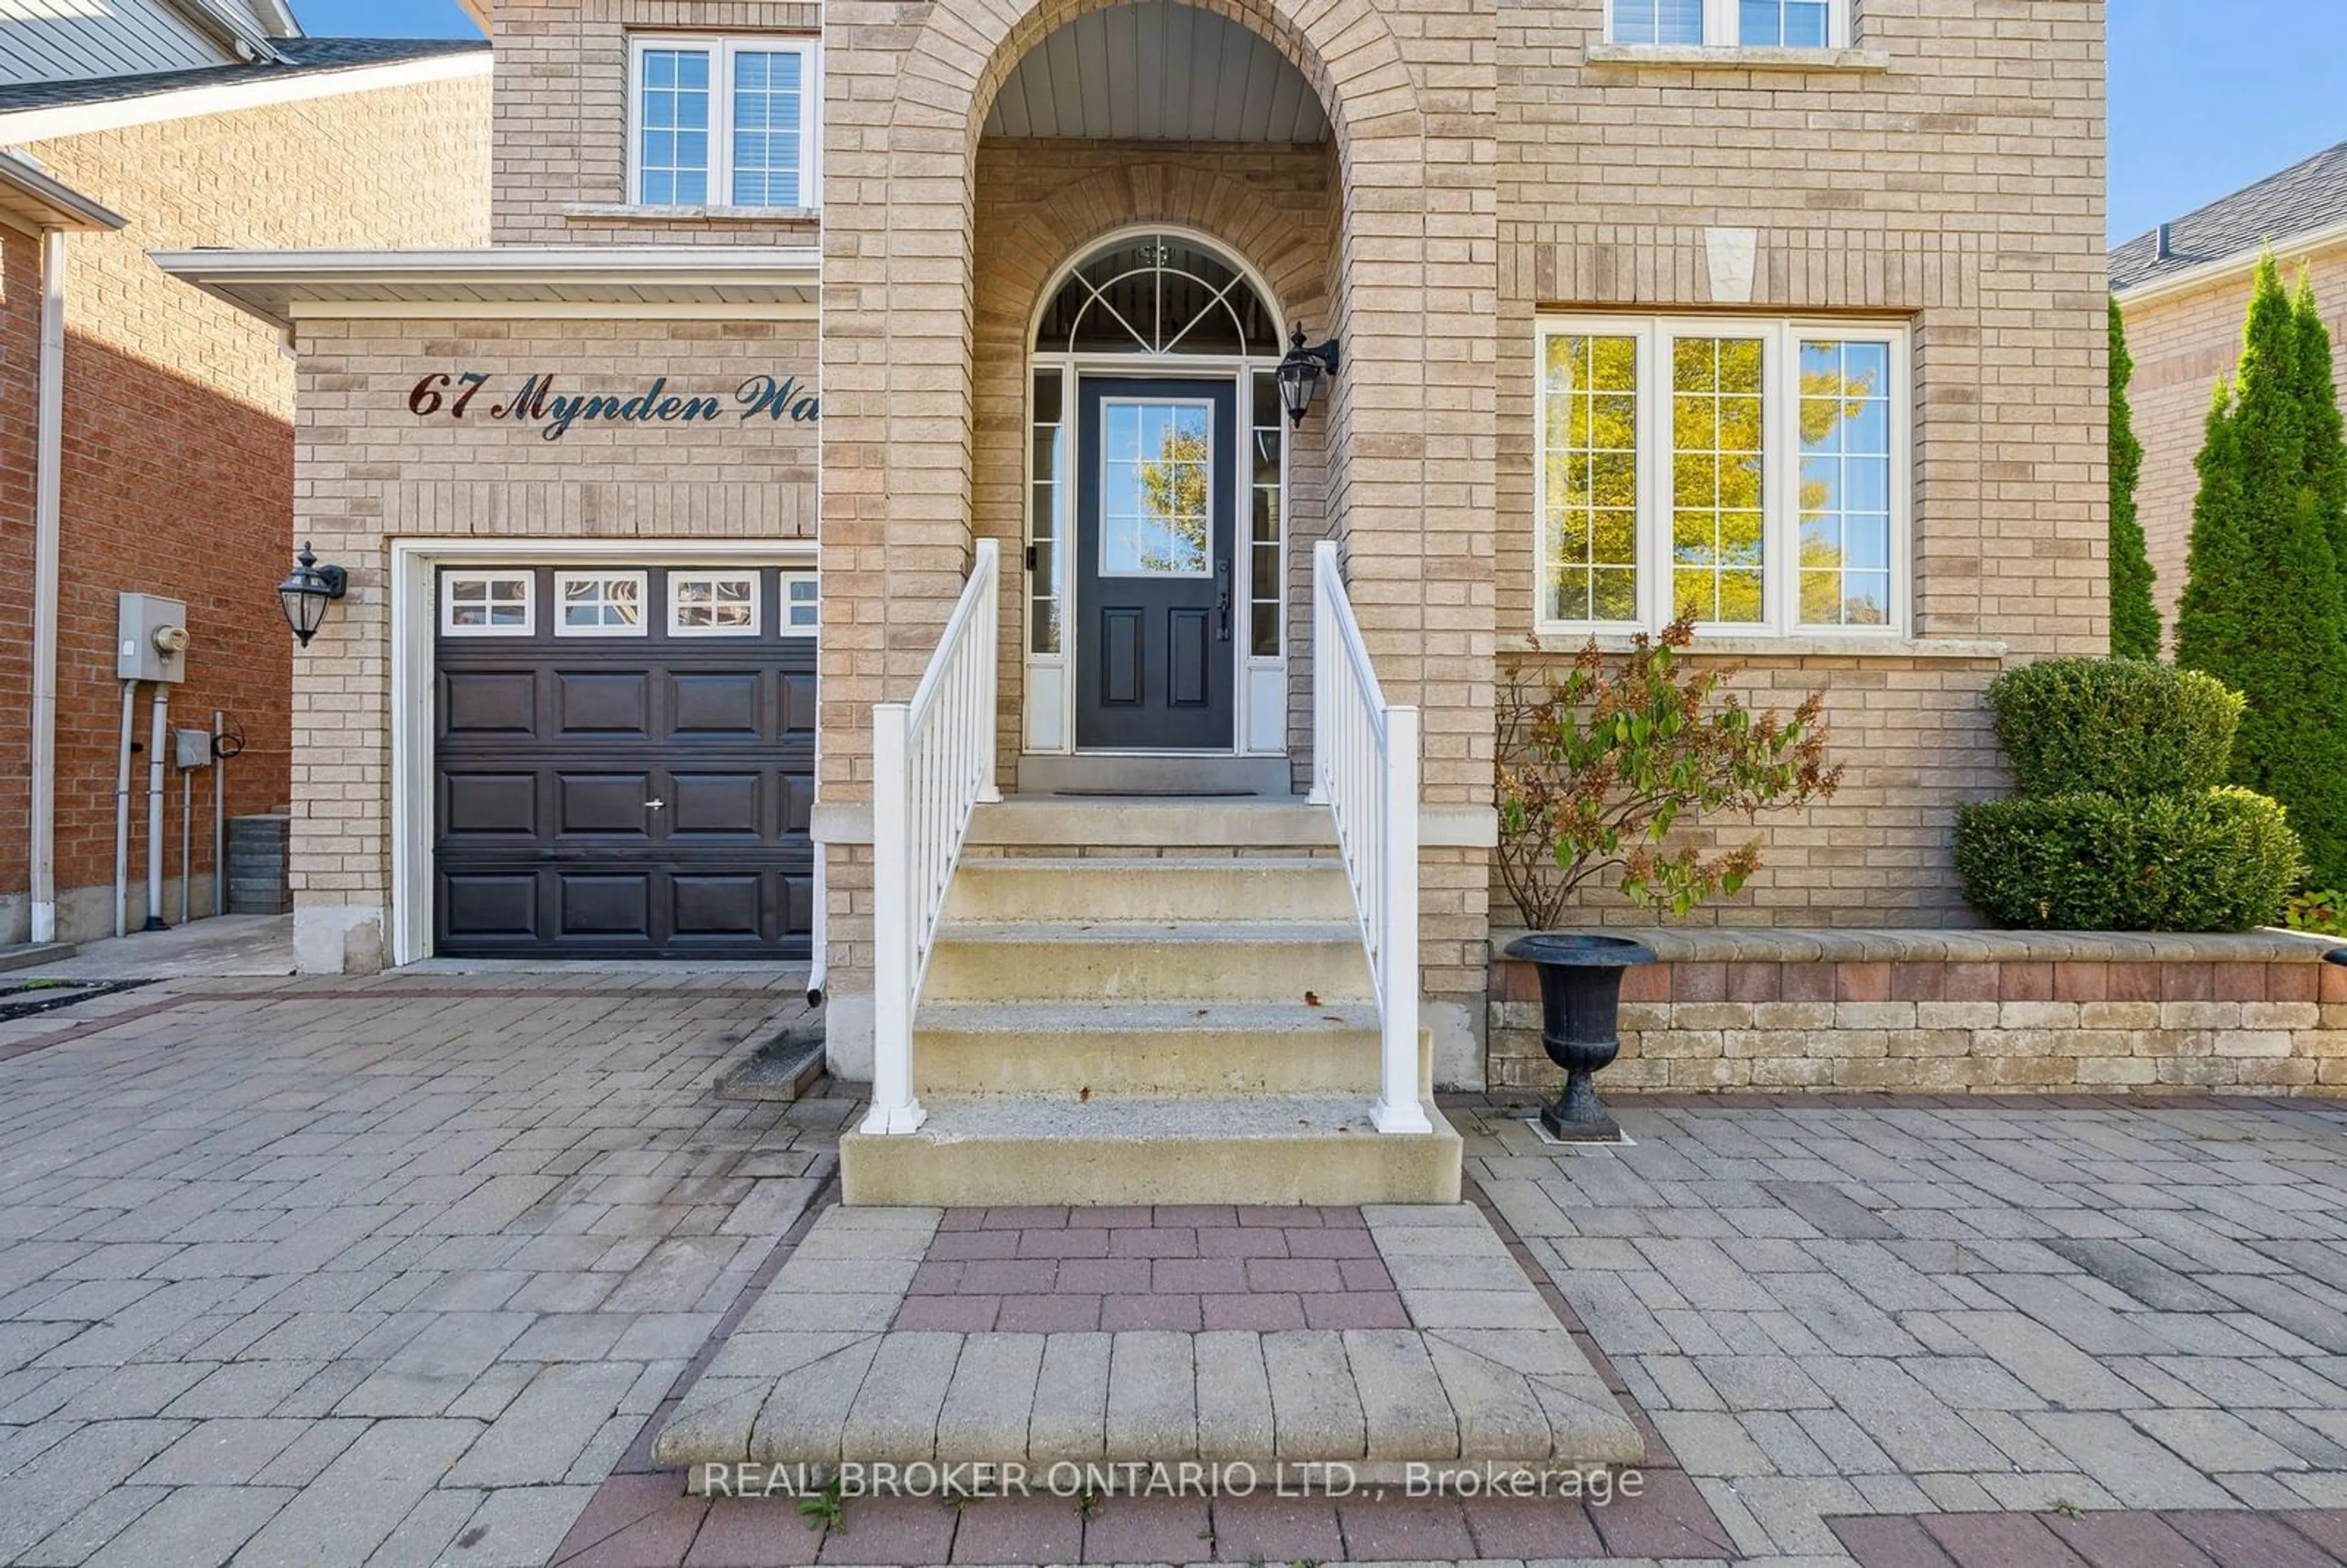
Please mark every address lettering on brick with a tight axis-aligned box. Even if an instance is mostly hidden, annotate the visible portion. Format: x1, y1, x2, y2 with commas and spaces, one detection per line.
406, 371, 819, 441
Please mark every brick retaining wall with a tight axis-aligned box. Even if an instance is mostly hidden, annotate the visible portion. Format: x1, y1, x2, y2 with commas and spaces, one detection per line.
1488, 930, 2347, 1096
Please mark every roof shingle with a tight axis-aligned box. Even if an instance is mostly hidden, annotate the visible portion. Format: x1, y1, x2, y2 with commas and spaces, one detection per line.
0, 37, 486, 119
2113, 137, 2347, 293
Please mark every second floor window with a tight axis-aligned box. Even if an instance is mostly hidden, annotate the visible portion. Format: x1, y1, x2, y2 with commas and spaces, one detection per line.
1609, 0, 1843, 48
631, 35, 818, 209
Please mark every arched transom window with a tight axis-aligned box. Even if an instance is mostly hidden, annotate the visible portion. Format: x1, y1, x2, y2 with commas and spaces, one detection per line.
1034, 233, 1282, 357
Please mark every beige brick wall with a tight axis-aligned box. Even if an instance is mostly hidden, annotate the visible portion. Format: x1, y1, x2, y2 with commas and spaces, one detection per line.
1494, 0, 2109, 927
31, 74, 491, 420
2119, 248, 2347, 640
288, 315, 818, 965
490, 0, 818, 246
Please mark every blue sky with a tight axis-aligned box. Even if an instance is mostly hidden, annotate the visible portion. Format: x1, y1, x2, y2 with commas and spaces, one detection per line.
289, 0, 2347, 247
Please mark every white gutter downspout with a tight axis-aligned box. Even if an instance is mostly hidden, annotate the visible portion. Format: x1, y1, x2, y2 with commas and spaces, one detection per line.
29, 226, 65, 945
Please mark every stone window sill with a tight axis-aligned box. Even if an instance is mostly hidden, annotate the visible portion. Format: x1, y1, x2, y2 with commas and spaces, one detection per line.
564, 203, 820, 225
1582, 43, 1891, 72
1516, 634, 2008, 661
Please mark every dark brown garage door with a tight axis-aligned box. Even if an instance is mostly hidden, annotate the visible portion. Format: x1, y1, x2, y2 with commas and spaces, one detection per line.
433, 563, 815, 959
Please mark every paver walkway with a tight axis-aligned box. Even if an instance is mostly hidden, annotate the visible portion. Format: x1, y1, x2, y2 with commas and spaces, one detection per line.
1, 971, 2346, 1566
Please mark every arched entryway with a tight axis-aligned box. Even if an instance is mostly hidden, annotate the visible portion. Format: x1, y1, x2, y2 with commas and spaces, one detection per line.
1020, 229, 1293, 759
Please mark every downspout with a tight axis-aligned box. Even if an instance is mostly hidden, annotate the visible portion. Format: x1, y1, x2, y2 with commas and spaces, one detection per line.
28, 226, 65, 945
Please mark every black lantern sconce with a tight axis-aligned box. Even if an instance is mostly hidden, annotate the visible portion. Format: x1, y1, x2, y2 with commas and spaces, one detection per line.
277, 543, 347, 648
1277, 324, 1341, 427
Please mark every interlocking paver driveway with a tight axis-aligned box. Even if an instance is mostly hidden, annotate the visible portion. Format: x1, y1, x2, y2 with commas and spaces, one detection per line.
1461, 1094, 2347, 1564
8, 978, 2347, 1568
0, 975, 832, 1567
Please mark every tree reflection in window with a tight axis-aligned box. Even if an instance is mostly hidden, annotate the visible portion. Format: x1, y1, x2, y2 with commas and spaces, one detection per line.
1103, 403, 1211, 576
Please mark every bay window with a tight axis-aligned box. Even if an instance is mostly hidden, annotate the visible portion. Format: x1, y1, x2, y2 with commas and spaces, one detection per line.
1607, 0, 1846, 48
630, 35, 818, 210
1536, 315, 1908, 638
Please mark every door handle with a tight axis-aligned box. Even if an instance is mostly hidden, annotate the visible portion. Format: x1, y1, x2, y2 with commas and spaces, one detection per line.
1215, 559, 1232, 642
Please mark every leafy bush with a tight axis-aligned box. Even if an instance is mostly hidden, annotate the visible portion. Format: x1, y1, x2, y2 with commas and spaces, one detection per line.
2283, 888, 2347, 937
1496, 619, 1842, 926
1955, 787, 2304, 932
1985, 658, 2242, 799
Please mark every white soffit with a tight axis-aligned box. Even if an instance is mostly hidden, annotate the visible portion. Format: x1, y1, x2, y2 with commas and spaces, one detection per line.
144, 246, 821, 329
0, 150, 125, 232
983, 2, 1329, 144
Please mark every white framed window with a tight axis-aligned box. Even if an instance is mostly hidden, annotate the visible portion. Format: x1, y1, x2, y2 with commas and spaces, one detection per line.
1607, 0, 1846, 48
553, 572, 647, 636
669, 572, 762, 636
628, 35, 818, 210
441, 571, 534, 636
1535, 315, 1909, 639
782, 574, 819, 634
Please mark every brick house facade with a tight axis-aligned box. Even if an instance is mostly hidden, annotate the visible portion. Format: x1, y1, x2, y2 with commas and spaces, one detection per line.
171, 0, 2126, 1139
0, 37, 491, 947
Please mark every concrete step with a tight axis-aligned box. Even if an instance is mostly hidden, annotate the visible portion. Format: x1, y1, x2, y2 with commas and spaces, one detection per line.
970, 796, 1337, 851
912, 1000, 1422, 1098
924, 921, 1373, 1004
944, 857, 1354, 923
656, 1204, 1641, 1483
840, 1094, 1463, 1206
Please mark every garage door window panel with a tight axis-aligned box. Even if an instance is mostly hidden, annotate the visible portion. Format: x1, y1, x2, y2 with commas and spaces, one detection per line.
557, 572, 648, 636
671, 572, 761, 636
444, 572, 534, 636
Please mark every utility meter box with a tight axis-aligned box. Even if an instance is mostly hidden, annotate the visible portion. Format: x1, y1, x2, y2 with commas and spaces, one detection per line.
117, 593, 189, 684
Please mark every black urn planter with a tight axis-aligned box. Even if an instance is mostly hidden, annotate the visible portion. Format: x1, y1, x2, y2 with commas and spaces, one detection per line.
1504, 933, 1658, 1143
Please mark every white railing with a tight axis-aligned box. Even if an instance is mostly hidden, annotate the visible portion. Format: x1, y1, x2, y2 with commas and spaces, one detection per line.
862, 538, 1001, 1135
1310, 540, 1432, 1135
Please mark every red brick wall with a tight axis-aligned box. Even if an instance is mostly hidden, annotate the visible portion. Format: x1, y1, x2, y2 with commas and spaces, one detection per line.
0, 228, 38, 912
47, 335, 296, 910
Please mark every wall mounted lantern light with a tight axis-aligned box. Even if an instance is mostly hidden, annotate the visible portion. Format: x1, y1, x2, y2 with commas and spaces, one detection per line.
277, 543, 347, 648
1277, 324, 1341, 427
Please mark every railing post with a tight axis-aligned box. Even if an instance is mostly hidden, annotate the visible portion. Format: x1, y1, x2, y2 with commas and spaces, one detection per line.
1373, 703, 1431, 1134
976, 540, 1002, 804
862, 700, 926, 1135
1308, 540, 1334, 806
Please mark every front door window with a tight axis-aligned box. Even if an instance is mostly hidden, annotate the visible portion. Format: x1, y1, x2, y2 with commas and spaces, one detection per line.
1101, 401, 1213, 577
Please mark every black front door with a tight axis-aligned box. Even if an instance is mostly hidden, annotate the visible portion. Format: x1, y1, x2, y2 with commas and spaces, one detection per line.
1076, 376, 1237, 750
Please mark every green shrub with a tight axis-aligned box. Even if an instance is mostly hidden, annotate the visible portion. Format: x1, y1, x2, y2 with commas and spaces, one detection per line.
2176, 254, 2347, 886
1955, 787, 2304, 932
1984, 658, 2242, 799
2108, 298, 2162, 660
